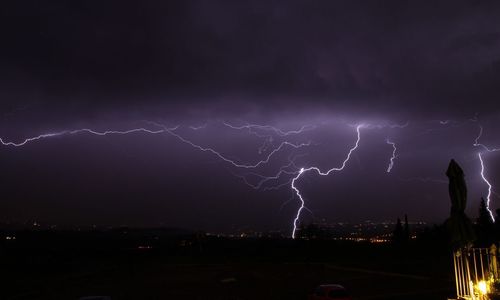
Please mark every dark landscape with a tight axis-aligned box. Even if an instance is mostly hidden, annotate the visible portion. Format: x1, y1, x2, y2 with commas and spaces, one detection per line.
1, 227, 455, 300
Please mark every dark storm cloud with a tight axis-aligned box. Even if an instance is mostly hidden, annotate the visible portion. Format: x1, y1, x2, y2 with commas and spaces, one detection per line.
1, 1, 500, 117
0, 117, 497, 231
1, 1, 500, 232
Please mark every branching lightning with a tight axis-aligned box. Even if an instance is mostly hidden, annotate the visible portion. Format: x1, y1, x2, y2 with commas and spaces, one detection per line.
221, 121, 315, 155
222, 121, 316, 137
473, 125, 500, 153
5, 117, 492, 238
233, 154, 305, 191
1, 122, 312, 170
1, 120, 317, 237
0, 127, 174, 147
0, 120, 406, 238
473, 125, 500, 222
290, 124, 364, 239
149, 121, 312, 169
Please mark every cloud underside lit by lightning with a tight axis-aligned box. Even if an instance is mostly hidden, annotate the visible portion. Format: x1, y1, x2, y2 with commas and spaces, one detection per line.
0, 120, 399, 237
0, 119, 497, 237
0, 122, 312, 169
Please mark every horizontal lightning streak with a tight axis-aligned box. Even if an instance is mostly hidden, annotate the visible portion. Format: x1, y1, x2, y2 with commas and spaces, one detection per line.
0, 127, 175, 147
188, 124, 207, 130
234, 155, 305, 190
1, 122, 311, 170
222, 121, 315, 155
149, 121, 311, 169
1, 119, 416, 238
222, 121, 316, 137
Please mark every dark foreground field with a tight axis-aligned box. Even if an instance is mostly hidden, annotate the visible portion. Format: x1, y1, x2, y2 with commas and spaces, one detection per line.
0, 230, 456, 300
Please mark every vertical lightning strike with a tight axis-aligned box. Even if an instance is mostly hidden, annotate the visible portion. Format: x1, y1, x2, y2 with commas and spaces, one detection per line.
478, 152, 495, 221
1, 120, 318, 237
473, 125, 499, 222
291, 124, 364, 239
2, 120, 406, 238
291, 167, 307, 239
386, 139, 397, 173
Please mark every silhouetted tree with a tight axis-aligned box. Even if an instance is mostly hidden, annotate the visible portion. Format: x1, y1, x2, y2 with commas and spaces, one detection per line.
494, 209, 500, 241
393, 217, 404, 243
297, 222, 307, 239
418, 224, 449, 247
476, 197, 495, 246
306, 223, 320, 239
297, 222, 331, 240
404, 214, 410, 241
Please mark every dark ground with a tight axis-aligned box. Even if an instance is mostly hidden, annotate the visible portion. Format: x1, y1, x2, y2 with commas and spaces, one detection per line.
0, 229, 456, 300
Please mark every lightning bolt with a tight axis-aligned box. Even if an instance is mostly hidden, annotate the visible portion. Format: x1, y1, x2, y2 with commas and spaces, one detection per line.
221, 121, 315, 155
473, 125, 499, 222
291, 124, 364, 239
386, 139, 397, 173
0, 119, 410, 238
188, 123, 207, 130
473, 125, 500, 153
149, 121, 312, 169
478, 153, 495, 221
222, 121, 316, 137
233, 154, 305, 191
1, 122, 312, 170
360, 121, 409, 130
1, 120, 320, 238
0, 127, 174, 147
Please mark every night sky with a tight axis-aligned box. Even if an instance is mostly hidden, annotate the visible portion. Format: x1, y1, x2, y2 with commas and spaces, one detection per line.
1, 1, 500, 234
